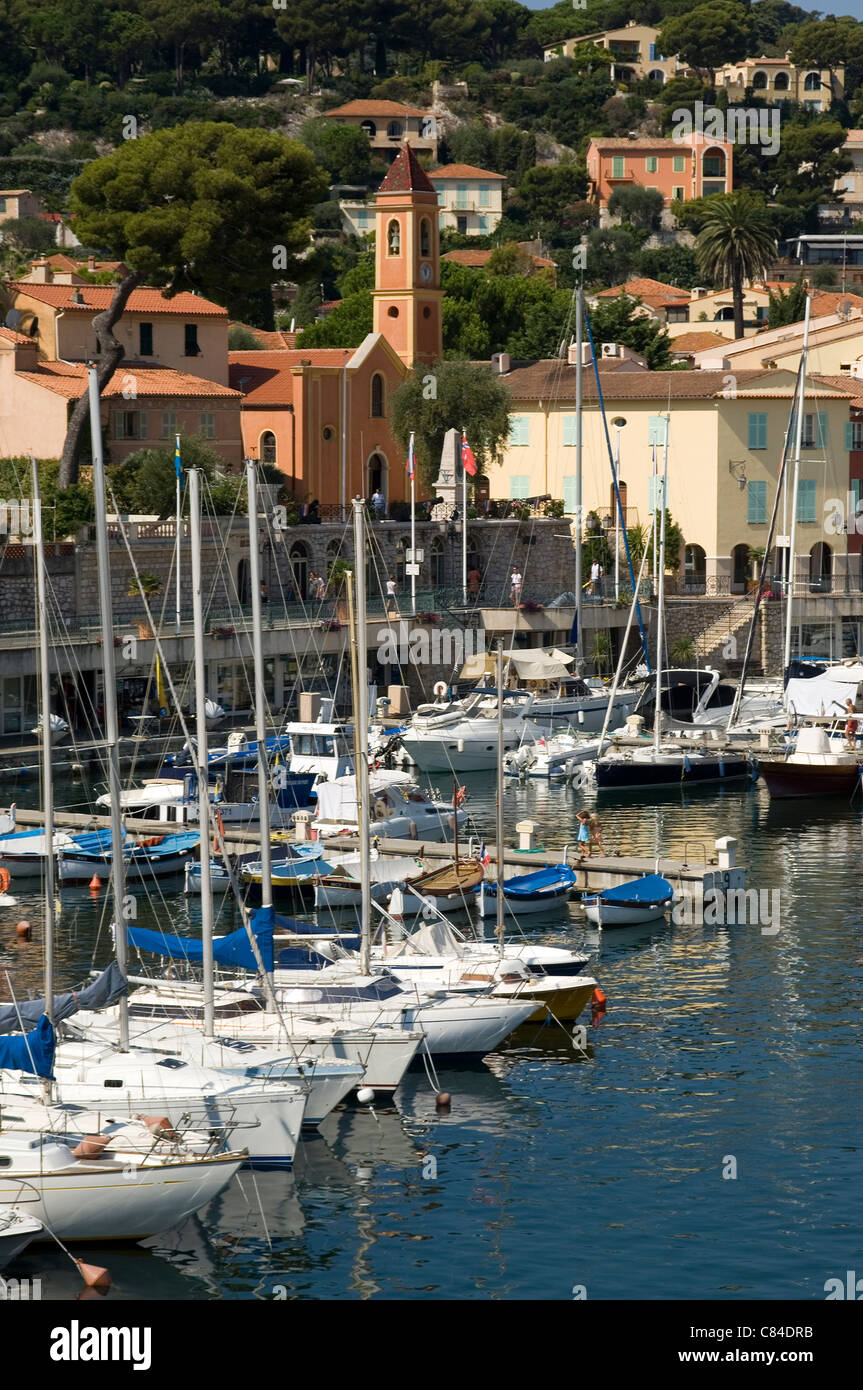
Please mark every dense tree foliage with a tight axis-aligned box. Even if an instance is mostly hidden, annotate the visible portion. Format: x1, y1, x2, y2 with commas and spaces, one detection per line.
390, 359, 511, 490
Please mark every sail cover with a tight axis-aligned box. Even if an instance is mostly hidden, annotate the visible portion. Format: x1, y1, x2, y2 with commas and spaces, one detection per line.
0, 1013, 55, 1078
0, 961, 128, 1033
127, 907, 274, 973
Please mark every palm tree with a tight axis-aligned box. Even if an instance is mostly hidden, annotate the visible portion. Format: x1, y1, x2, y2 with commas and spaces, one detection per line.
695, 192, 777, 340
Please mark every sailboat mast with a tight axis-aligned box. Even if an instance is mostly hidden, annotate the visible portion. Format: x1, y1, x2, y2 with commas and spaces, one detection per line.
653, 412, 670, 755
189, 469, 215, 1039
246, 459, 276, 1001
88, 367, 129, 1051
30, 456, 55, 1026
351, 499, 372, 975
495, 644, 505, 950
783, 293, 812, 671
575, 284, 583, 672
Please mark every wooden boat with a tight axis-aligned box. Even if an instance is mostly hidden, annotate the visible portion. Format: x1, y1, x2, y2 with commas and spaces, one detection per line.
404, 858, 484, 913
582, 873, 674, 927
477, 862, 576, 917
757, 725, 860, 799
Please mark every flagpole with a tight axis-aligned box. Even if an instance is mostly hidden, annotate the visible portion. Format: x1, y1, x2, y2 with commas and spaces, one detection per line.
410, 464, 416, 616
461, 427, 468, 606
174, 433, 181, 635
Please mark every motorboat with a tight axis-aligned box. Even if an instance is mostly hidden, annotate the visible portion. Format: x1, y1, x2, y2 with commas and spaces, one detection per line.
398, 689, 539, 773
757, 724, 860, 798
57, 830, 200, 882
505, 731, 601, 779
586, 741, 752, 792
0, 806, 16, 838
313, 772, 464, 843
95, 771, 315, 826
582, 874, 674, 927
477, 862, 576, 917
480, 650, 639, 731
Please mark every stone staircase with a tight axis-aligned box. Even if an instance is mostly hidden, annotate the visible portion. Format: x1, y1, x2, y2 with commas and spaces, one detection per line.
693, 592, 759, 667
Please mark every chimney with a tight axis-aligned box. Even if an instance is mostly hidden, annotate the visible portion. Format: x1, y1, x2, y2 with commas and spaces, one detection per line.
491, 351, 510, 375
69, 288, 86, 305
87, 255, 97, 271
29, 259, 52, 284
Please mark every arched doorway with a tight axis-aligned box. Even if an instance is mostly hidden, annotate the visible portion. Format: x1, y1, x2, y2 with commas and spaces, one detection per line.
237, 558, 250, 605
683, 543, 706, 592
731, 543, 750, 593
289, 542, 309, 601
367, 451, 387, 498
809, 542, 832, 592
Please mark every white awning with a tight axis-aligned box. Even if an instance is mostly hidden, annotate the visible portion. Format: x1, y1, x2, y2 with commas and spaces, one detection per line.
503, 648, 574, 680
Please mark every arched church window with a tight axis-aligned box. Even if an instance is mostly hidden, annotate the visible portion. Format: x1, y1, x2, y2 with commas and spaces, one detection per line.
387, 219, 401, 255
420, 218, 431, 258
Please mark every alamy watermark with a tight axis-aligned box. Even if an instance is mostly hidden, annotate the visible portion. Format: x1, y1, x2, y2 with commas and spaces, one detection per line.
0, 498, 32, 536
672, 101, 780, 158
377, 619, 486, 668
672, 886, 781, 935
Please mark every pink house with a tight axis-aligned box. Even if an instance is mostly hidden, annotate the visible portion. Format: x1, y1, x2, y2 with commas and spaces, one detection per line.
586, 134, 733, 213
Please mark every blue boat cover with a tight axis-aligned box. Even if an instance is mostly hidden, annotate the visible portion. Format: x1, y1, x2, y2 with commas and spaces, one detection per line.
597, 874, 673, 905
0, 962, 128, 1033
484, 864, 576, 898
66, 830, 199, 863
0, 1013, 55, 1078
128, 905, 274, 973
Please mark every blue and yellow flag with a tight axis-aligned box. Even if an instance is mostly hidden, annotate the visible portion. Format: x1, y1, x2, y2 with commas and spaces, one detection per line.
174, 434, 182, 480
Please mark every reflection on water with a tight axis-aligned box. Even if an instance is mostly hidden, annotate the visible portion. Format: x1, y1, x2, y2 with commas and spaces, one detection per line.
3, 771, 862, 1298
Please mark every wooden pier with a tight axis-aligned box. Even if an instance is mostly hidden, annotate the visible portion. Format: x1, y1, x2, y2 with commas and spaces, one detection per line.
7, 807, 745, 899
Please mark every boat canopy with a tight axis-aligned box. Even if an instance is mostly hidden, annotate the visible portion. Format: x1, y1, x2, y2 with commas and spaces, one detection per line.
785, 674, 863, 718
0, 1013, 55, 1079
596, 874, 673, 906
127, 906, 274, 973
390, 918, 465, 958
0, 961, 128, 1033
485, 863, 576, 897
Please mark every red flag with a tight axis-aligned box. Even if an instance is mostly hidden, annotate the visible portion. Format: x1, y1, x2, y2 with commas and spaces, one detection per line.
461, 431, 477, 477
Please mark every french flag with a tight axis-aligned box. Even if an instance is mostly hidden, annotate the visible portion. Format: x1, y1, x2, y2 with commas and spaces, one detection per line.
479, 842, 491, 866
461, 430, 477, 476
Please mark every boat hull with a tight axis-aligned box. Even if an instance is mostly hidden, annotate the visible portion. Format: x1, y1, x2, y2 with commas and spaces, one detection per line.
757, 759, 860, 798
583, 900, 670, 926
595, 754, 750, 792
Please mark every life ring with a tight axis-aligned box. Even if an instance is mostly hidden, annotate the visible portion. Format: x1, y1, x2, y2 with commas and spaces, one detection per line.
0, 868, 9, 892
433, 681, 447, 698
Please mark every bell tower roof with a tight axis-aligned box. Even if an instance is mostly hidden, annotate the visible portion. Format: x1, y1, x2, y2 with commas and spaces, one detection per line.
378, 144, 437, 196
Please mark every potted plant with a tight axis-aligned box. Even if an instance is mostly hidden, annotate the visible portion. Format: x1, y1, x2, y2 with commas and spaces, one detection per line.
589, 631, 612, 675
672, 637, 696, 665
127, 570, 162, 638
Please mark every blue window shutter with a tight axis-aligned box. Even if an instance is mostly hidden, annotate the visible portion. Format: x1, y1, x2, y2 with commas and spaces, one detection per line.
563, 416, 578, 446
648, 476, 655, 514
748, 412, 767, 449
563, 476, 577, 513
649, 43, 656, 59
747, 480, 767, 523
648, 414, 668, 446
509, 475, 529, 499
797, 478, 816, 522
846, 421, 855, 451
817, 412, 828, 447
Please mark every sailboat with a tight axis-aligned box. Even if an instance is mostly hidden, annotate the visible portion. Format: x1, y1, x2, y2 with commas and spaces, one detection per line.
0, 1206, 43, 1270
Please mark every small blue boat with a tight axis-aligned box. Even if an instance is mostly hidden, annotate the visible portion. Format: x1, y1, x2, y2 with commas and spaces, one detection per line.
57, 830, 199, 883
477, 863, 576, 917
582, 874, 674, 927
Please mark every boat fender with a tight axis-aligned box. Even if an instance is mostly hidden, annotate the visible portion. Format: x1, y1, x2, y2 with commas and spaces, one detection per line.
434, 681, 447, 698
0, 868, 9, 892
135, 1114, 179, 1139
591, 988, 607, 1021
409, 820, 418, 839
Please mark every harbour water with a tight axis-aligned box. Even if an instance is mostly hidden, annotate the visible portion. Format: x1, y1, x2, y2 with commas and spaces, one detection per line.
3, 770, 861, 1300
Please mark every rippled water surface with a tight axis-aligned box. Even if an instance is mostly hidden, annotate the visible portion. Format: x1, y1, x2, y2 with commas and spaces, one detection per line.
3, 768, 861, 1300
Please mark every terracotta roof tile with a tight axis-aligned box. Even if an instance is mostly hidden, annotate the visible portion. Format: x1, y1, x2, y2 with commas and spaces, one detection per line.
15, 362, 239, 399
481, 360, 847, 402
0, 325, 33, 346
670, 332, 729, 353
428, 164, 506, 181
10, 282, 228, 316
325, 99, 431, 119
596, 277, 690, 301
378, 145, 437, 195
228, 349, 350, 404
229, 322, 296, 350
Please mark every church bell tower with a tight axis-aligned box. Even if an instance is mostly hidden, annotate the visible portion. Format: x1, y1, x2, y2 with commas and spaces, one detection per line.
373, 143, 443, 368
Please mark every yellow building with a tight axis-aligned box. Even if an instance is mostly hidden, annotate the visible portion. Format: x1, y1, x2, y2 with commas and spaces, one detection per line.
543, 22, 682, 86
715, 55, 844, 109
487, 358, 856, 593
692, 313, 863, 374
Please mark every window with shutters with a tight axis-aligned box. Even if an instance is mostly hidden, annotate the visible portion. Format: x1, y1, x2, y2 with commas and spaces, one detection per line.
645, 156, 658, 173
673, 155, 686, 173
114, 410, 147, 440
672, 186, 684, 201
479, 184, 490, 207
563, 416, 578, 446
801, 412, 827, 448
648, 415, 668, 446
844, 422, 863, 450
508, 416, 530, 446
184, 323, 199, 357
199, 412, 214, 439
747, 412, 767, 449
612, 156, 624, 178
747, 480, 767, 524
509, 475, 530, 499
139, 322, 153, 356
563, 476, 577, 513
648, 476, 667, 514
797, 478, 816, 522
162, 411, 178, 439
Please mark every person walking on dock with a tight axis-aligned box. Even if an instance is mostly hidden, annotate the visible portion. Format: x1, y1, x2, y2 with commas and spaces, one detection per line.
576, 810, 592, 859
588, 812, 604, 855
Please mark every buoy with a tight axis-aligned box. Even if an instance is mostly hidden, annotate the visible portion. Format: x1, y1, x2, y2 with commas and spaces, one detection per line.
75, 1260, 111, 1290
356, 1087, 375, 1105
435, 1091, 452, 1109
89, 875, 102, 894
16, 920, 31, 940
591, 987, 607, 1023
